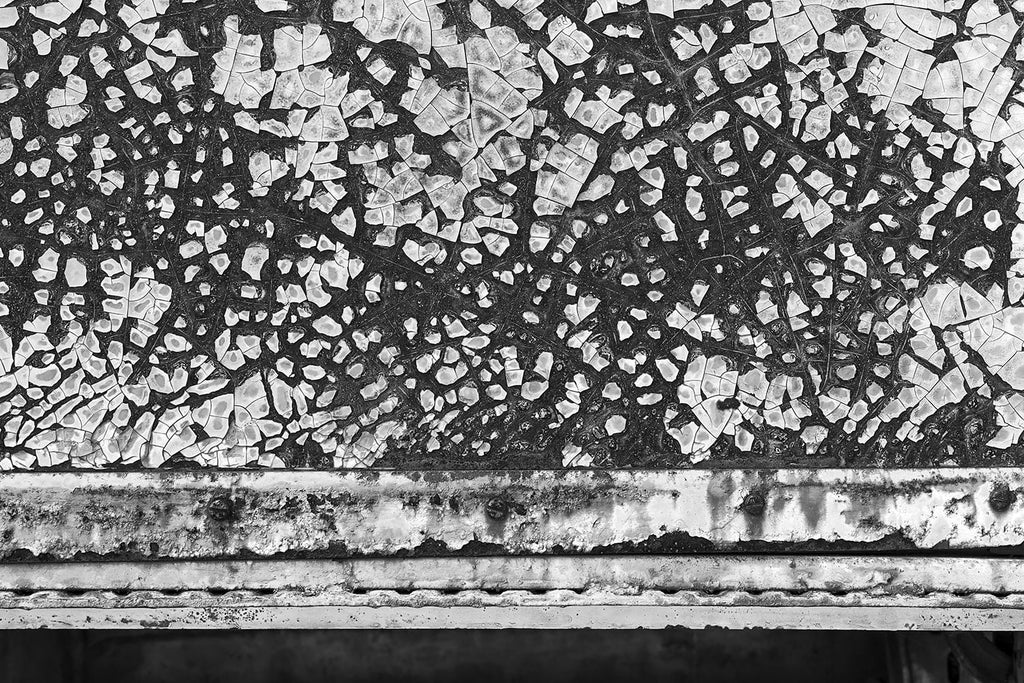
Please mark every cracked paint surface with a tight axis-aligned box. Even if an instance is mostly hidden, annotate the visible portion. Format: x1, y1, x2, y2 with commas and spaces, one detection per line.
1, 0, 1024, 468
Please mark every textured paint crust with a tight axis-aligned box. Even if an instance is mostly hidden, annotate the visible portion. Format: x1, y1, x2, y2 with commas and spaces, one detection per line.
3, 0, 1024, 469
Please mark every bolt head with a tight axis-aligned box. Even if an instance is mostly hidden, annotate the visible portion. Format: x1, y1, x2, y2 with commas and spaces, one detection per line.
989, 483, 1015, 513
207, 496, 234, 522
740, 492, 767, 517
485, 498, 509, 521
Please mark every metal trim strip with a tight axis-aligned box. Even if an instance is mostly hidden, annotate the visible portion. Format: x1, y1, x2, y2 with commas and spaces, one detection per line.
0, 468, 1020, 557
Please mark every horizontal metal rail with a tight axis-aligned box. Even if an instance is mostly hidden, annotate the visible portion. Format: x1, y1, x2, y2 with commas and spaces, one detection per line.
3, 469, 1024, 629
0, 469, 1021, 558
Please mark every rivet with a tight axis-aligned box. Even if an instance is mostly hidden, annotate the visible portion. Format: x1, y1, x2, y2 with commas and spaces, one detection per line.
207, 495, 234, 522
989, 483, 1014, 513
740, 492, 767, 517
485, 498, 509, 521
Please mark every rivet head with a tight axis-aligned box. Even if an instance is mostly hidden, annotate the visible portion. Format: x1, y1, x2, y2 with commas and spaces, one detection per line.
485, 498, 509, 521
989, 483, 1014, 512
740, 492, 767, 517
207, 496, 234, 522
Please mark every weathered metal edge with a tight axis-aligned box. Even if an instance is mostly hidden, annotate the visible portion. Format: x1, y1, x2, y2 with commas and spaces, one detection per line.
1, 468, 1022, 558
0, 589, 1022, 630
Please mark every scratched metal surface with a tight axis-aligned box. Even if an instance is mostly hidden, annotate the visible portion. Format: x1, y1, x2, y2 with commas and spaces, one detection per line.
0, 0, 1022, 469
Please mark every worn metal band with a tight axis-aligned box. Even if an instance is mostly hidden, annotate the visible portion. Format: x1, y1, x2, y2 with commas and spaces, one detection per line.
0, 468, 1021, 558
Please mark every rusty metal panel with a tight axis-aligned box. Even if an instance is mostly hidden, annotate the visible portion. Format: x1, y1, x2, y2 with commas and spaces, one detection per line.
3, 0, 1024, 631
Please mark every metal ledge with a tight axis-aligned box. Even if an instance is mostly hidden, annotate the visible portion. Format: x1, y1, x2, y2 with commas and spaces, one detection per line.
4, 469, 1024, 629
0, 468, 1021, 558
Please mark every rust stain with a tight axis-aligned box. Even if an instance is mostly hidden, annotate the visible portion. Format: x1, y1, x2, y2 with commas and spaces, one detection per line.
798, 485, 826, 530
